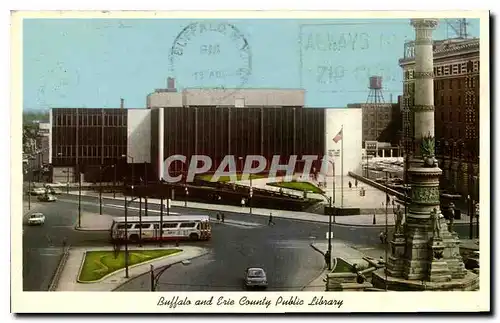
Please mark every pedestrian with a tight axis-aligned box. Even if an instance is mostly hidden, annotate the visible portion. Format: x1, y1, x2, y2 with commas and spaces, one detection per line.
268, 212, 275, 226
379, 231, 387, 244
216, 212, 221, 223
324, 250, 331, 269
62, 237, 67, 249
241, 198, 246, 208
348, 181, 352, 189
221, 212, 225, 223
355, 179, 358, 188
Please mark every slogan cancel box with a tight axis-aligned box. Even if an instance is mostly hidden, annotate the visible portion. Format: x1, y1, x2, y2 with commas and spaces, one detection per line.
298, 22, 407, 98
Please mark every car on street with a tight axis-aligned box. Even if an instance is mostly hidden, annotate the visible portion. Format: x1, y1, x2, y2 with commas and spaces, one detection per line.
45, 186, 62, 195
38, 194, 57, 202
46, 182, 67, 188
29, 187, 46, 196
27, 212, 45, 225
243, 267, 268, 290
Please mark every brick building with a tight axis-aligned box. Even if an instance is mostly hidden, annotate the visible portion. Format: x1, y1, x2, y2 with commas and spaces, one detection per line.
399, 37, 480, 199
348, 101, 401, 147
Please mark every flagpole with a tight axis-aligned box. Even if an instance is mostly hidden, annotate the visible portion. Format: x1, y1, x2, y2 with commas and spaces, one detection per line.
341, 124, 344, 208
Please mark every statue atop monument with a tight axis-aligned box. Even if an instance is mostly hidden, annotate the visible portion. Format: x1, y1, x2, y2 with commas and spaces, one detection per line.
393, 204, 404, 234
431, 208, 442, 239
448, 202, 456, 233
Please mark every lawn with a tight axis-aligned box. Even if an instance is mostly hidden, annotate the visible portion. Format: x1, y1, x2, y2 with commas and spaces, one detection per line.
197, 173, 267, 182
332, 257, 354, 273
78, 249, 181, 282
267, 181, 324, 194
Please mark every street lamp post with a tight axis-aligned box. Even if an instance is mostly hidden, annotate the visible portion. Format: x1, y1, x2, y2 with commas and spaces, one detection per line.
327, 159, 336, 270
328, 196, 333, 271
66, 167, 70, 194
149, 264, 172, 291
78, 170, 82, 228
27, 166, 31, 210
468, 195, 472, 239
113, 164, 117, 199
99, 165, 103, 215
159, 196, 164, 247
124, 183, 131, 278
144, 163, 148, 217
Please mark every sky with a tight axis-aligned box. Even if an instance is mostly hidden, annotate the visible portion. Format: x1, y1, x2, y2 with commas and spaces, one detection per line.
23, 18, 479, 110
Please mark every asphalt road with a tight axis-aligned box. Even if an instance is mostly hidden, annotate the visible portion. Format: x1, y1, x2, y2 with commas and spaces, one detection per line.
23, 199, 110, 291
23, 193, 478, 291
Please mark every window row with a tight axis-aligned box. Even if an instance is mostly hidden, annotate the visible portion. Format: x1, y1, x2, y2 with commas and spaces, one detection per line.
53, 145, 127, 158
403, 60, 479, 81
53, 114, 127, 127
116, 222, 197, 229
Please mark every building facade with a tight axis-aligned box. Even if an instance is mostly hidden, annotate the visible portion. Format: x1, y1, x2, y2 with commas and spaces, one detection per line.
399, 37, 480, 199
48, 87, 363, 184
50, 108, 132, 183
348, 102, 400, 146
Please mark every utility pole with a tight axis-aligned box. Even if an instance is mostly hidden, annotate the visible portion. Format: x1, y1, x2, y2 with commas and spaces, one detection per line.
124, 183, 129, 278
113, 164, 117, 199
468, 195, 473, 239
384, 170, 389, 291
77, 170, 82, 228
159, 197, 164, 247
99, 165, 103, 215
144, 163, 148, 217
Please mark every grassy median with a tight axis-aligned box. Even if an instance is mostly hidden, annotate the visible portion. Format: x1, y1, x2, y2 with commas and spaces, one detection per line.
198, 174, 267, 182
78, 249, 181, 282
267, 181, 324, 194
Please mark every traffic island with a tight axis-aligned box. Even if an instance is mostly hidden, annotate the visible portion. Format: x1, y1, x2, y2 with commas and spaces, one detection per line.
78, 249, 181, 283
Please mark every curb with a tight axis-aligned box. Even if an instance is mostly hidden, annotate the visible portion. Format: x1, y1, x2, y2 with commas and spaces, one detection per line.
63, 193, 469, 228
76, 248, 184, 284
310, 243, 325, 256
48, 246, 70, 291
74, 225, 110, 232
112, 247, 210, 291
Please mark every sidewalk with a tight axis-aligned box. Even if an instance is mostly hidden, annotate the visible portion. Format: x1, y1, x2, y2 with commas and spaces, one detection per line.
55, 245, 209, 291
23, 200, 41, 215
311, 241, 385, 269
66, 191, 475, 228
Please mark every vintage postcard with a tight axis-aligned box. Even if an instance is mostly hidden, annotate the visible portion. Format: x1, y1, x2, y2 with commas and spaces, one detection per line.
11, 10, 490, 313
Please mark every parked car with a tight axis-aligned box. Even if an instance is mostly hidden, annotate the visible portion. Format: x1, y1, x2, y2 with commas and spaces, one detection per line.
38, 194, 57, 202
29, 187, 46, 196
27, 212, 45, 225
46, 186, 62, 195
46, 182, 67, 188
243, 267, 268, 290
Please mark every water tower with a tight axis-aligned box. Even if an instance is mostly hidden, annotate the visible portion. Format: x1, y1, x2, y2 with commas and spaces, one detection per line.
366, 76, 385, 104
365, 76, 385, 146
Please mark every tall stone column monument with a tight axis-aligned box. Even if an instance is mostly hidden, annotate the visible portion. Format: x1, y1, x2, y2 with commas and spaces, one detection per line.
372, 19, 479, 291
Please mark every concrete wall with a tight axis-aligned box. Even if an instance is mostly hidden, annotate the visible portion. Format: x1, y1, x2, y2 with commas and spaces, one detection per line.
324, 108, 363, 176
147, 91, 183, 108
147, 89, 305, 108
127, 109, 151, 163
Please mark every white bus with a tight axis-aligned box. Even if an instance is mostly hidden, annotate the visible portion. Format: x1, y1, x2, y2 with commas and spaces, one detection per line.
110, 215, 212, 243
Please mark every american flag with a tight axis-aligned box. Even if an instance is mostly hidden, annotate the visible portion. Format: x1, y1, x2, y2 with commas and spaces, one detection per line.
333, 129, 343, 143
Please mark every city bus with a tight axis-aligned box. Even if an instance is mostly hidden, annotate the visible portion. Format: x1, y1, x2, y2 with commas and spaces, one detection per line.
110, 215, 212, 243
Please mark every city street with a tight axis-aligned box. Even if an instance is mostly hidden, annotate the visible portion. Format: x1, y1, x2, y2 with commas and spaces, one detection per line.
23, 194, 478, 291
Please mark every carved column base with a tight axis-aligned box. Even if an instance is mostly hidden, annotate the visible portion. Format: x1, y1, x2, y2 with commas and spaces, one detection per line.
427, 237, 452, 283
386, 234, 406, 277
